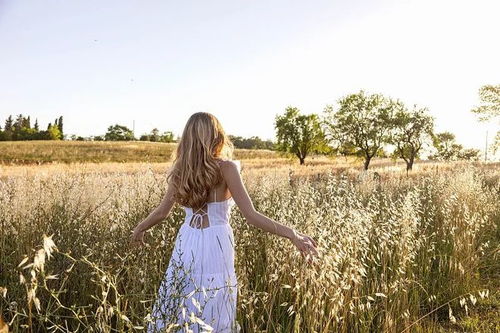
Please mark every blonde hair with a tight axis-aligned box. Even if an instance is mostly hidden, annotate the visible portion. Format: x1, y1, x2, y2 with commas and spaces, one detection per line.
167, 112, 234, 208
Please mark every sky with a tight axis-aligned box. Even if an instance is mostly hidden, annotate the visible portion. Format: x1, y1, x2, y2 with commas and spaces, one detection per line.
0, 0, 499, 153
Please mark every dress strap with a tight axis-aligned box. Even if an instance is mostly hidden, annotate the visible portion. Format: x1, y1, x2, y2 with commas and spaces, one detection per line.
192, 206, 207, 215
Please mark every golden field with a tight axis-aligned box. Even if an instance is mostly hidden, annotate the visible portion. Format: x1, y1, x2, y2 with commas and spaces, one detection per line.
0, 143, 499, 332
0, 141, 278, 165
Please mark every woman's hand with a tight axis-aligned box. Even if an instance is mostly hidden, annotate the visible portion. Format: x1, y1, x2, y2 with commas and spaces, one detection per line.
130, 225, 145, 247
290, 230, 319, 264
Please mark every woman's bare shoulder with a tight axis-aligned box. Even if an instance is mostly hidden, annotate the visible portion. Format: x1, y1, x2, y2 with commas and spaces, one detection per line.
217, 159, 240, 173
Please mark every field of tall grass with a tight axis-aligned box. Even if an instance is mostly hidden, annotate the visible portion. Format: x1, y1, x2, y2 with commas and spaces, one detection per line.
1, 158, 499, 332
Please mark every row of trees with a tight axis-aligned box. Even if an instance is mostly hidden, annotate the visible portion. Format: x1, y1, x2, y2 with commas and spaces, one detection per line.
2, 119, 275, 150
85, 125, 276, 150
68, 125, 176, 142
139, 128, 175, 142
228, 135, 275, 150
0, 115, 64, 141
102, 125, 176, 142
0, 120, 176, 143
275, 90, 487, 170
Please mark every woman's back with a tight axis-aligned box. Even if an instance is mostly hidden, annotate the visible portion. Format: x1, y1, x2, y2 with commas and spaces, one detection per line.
182, 159, 240, 229
182, 195, 236, 229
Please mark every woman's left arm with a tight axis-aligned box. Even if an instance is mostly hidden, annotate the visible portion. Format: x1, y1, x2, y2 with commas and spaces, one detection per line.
131, 183, 176, 245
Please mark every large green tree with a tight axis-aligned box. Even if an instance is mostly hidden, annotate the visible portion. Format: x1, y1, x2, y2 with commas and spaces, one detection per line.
105, 124, 135, 141
389, 104, 434, 171
275, 107, 327, 165
323, 90, 395, 170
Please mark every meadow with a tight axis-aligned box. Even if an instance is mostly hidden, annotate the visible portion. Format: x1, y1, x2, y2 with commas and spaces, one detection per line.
0, 142, 499, 332
0, 141, 278, 165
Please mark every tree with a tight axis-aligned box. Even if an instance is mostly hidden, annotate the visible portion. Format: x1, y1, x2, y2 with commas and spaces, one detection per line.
150, 128, 160, 142
336, 141, 358, 160
139, 129, 175, 142
458, 148, 481, 161
275, 107, 327, 165
57, 116, 64, 139
105, 124, 135, 141
323, 90, 395, 170
471, 84, 500, 158
4, 116, 13, 132
471, 84, 500, 121
430, 132, 463, 161
228, 135, 275, 150
17, 127, 37, 140
23, 116, 31, 129
160, 131, 175, 143
3, 115, 14, 140
320, 115, 357, 160
14, 114, 23, 130
46, 124, 62, 140
492, 132, 500, 155
389, 104, 434, 171
12, 114, 24, 139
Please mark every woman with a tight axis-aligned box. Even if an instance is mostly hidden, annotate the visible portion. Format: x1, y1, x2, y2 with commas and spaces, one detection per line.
131, 112, 319, 332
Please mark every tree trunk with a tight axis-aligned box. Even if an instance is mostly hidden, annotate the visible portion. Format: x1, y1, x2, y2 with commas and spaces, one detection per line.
363, 155, 372, 170
406, 159, 414, 171
299, 157, 305, 165
406, 155, 415, 176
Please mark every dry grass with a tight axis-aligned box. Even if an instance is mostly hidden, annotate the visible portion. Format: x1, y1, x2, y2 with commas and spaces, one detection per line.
0, 158, 498, 332
0, 141, 278, 165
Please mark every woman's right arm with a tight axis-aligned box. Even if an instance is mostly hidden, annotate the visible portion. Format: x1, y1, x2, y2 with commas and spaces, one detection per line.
130, 181, 176, 246
220, 160, 318, 260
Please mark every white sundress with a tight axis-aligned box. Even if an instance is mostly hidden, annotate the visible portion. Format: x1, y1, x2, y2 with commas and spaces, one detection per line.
147, 161, 241, 333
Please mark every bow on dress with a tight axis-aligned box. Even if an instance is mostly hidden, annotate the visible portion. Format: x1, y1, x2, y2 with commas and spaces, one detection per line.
190, 211, 208, 229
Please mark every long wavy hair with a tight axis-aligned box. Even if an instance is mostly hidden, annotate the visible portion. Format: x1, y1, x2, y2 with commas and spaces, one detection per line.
167, 112, 234, 208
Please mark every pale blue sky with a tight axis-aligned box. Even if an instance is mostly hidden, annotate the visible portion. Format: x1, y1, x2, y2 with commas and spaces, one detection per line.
1, 0, 499, 152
